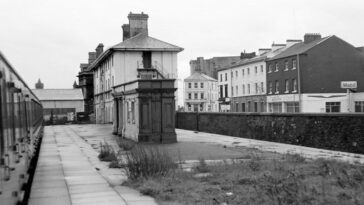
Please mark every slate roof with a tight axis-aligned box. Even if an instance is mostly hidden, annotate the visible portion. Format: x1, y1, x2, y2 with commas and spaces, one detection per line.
184, 72, 217, 81
112, 33, 183, 51
89, 33, 183, 71
32, 89, 84, 101
268, 36, 332, 61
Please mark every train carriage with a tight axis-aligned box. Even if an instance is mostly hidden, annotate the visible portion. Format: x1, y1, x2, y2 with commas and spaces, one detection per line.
0, 51, 43, 205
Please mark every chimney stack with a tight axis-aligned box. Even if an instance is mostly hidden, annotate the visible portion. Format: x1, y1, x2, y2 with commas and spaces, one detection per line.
35, 78, 44, 89
240, 52, 256, 60
122, 12, 149, 41
95, 43, 104, 58
304, 33, 321, 44
258, 48, 272, 55
286, 39, 302, 47
88, 52, 96, 64
271, 43, 286, 51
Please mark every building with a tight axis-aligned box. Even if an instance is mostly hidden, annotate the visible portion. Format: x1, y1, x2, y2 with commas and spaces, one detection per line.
184, 72, 219, 112
88, 12, 183, 142
32, 88, 84, 123
266, 33, 364, 113
190, 56, 240, 79
77, 43, 104, 120
220, 41, 302, 112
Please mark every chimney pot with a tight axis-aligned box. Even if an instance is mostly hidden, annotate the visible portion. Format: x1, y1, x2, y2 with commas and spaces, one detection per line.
304, 33, 321, 44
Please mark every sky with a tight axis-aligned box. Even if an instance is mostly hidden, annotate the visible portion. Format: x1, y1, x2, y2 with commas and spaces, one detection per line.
1, 0, 364, 106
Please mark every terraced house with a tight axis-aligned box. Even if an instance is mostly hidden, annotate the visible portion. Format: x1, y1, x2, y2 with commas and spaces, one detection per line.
266, 33, 364, 113
89, 12, 183, 142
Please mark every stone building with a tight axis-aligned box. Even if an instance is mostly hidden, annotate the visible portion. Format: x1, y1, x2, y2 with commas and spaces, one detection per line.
88, 12, 183, 142
190, 56, 240, 79
77, 43, 104, 120
266, 33, 364, 113
184, 72, 219, 112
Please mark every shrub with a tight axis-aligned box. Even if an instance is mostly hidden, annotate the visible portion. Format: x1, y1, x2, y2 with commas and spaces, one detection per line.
124, 145, 176, 180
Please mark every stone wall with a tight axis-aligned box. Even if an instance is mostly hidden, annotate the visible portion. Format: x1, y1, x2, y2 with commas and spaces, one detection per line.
176, 112, 364, 154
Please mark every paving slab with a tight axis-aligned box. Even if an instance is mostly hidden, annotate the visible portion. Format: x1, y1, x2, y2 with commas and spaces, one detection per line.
30, 125, 158, 205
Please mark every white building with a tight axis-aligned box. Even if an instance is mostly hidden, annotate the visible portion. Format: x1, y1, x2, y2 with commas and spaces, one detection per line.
184, 72, 219, 112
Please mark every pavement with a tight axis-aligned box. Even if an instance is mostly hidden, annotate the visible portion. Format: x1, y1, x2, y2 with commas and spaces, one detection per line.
29, 124, 364, 205
29, 125, 157, 205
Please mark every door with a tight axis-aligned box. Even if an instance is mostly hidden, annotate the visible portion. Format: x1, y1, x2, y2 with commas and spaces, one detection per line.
142, 51, 152, 68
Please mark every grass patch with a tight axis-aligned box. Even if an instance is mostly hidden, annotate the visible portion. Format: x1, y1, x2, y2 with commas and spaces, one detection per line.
98, 141, 117, 162
117, 137, 136, 151
124, 152, 364, 205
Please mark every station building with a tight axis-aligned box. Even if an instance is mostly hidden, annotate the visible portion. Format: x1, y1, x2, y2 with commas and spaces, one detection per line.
88, 12, 183, 142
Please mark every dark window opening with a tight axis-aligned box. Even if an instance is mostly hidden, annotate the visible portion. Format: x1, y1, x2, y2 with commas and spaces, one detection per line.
142, 51, 152, 68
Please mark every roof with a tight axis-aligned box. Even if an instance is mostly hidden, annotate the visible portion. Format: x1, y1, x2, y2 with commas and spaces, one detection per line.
32, 89, 84, 101
184, 72, 217, 82
268, 36, 332, 61
89, 33, 183, 71
112, 33, 183, 52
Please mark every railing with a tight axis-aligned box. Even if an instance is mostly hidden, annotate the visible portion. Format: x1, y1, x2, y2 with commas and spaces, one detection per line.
136, 61, 176, 80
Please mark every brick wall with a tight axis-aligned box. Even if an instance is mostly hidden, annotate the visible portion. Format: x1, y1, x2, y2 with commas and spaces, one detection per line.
176, 112, 364, 154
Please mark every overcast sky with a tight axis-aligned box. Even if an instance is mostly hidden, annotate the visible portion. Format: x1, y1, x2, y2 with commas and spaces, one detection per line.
1, 0, 364, 106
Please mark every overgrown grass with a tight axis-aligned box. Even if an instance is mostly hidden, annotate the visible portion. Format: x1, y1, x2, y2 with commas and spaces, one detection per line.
117, 137, 136, 151
124, 153, 364, 205
123, 145, 176, 180
98, 141, 117, 162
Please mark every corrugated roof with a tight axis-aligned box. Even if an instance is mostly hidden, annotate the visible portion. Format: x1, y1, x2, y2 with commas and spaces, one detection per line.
184, 72, 217, 81
268, 36, 332, 61
32, 89, 84, 101
112, 33, 183, 51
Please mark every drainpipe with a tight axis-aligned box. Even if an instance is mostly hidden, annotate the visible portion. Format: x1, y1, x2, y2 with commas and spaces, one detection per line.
297, 54, 302, 112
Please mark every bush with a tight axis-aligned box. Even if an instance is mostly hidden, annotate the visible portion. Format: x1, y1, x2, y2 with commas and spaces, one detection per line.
196, 158, 210, 173
124, 145, 176, 180
98, 142, 118, 162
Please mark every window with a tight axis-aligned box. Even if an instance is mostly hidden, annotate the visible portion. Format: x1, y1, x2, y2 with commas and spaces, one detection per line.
242, 69, 245, 76
285, 79, 289, 93
248, 84, 250, 94
292, 79, 297, 92
219, 85, 223, 98
269, 102, 282, 113
275, 80, 279, 94
255, 83, 258, 94
188, 83, 191, 88
261, 82, 264, 93
200, 82, 204, 88
355, 101, 364, 112
188, 93, 191, 99
242, 103, 246, 112
242, 84, 245, 95
200, 93, 204, 99
231, 86, 234, 96
292, 59, 297, 70
268, 64, 273, 73
231, 71, 233, 79
284, 61, 289, 71
200, 104, 203, 111
220, 74, 223, 82
131, 101, 135, 123
255, 66, 258, 74
286, 102, 299, 113
225, 73, 227, 81
127, 101, 130, 122
235, 70, 238, 78
326, 102, 340, 113
236, 86, 238, 95
260, 65, 264, 73
247, 68, 250, 75
224, 85, 228, 97
254, 102, 258, 112
194, 83, 198, 88
269, 81, 273, 94
194, 93, 198, 99
275, 63, 279, 72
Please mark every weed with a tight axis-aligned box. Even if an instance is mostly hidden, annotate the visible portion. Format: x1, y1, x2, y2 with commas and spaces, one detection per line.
124, 145, 176, 180
196, 158, 210, 173
117, 138, 135, 151
98, 142, 117, 162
